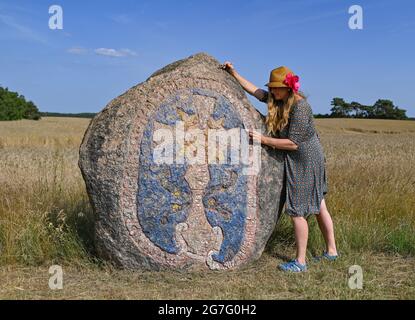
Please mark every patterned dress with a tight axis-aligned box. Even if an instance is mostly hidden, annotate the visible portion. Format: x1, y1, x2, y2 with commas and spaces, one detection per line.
257, 90, 328, 218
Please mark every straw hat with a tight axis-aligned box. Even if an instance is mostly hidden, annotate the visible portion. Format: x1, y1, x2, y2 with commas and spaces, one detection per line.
265, 66, 299, 92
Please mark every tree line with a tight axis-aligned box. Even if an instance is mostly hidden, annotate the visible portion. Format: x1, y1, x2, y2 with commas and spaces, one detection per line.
40, 112, 96, 118
314, 98, 409, 120
0, 86, 41, 120
0, 86, 96, 120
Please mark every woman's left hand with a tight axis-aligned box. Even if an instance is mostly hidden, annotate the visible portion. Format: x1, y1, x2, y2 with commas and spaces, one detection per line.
248, 129, 266, 144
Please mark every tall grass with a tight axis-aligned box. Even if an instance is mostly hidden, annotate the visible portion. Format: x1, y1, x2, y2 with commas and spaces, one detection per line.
0, 117, 414, 267
0, 118, 95, 266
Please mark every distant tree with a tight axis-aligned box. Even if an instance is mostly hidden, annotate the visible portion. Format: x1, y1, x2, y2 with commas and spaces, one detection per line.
314, 113, 331, 118
330, 98, 347, 117
372, 99, 407, 120
360, 104, 375, 118
329, 97, 407, 120
39, 112, 96, 118
393, 108, 408, 120
24, 101, 41, 120
349, 102, 362, 118
0, 86, 41, 121
372, 99, 393, 119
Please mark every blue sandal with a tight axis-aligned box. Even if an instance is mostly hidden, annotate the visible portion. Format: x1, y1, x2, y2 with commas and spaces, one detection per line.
278, 259, 307, 272
313, 251, 339, 262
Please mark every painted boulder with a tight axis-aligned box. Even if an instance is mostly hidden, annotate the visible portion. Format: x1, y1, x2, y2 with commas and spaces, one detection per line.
79, 52, 285, 271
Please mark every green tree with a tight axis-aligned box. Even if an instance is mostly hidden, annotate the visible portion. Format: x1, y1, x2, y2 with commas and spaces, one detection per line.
372, 99, 408, 120
329, 97, 408, 120
0, 86, 41, 121
24, 101, 41, 120
330, 98, 347, 117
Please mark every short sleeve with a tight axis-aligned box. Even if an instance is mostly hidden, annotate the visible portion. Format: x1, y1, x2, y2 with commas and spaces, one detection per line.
253, 89, 269, 103
288, 101, 314, 146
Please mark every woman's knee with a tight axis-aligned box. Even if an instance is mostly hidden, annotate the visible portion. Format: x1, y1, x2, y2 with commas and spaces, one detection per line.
291, 216, 307, 225
319, 198, 329, 214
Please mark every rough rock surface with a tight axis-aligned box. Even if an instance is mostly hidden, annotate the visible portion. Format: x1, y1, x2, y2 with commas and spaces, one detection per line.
79, 52, 285, 271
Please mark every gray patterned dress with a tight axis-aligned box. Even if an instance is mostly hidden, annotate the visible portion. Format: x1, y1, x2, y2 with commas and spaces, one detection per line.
257, 90, 328, 218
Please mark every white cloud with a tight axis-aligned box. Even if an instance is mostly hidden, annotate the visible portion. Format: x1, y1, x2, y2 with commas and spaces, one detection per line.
94, 48, 137, 57
118, 48, 137, 56
67, 47, 88, 55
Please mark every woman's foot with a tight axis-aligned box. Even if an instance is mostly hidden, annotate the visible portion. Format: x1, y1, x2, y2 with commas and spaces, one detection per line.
313, 251, 339, 262
278, 259, 307, 272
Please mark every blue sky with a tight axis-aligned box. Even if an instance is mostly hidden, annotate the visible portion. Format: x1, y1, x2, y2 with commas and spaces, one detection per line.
0, 0, 414, 116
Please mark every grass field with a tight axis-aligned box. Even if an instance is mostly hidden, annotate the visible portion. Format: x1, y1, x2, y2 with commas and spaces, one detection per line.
0, 117, 414, 299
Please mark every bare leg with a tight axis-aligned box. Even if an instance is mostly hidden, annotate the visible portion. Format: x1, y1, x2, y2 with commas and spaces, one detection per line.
291, 216, 308, 265
316, 198, 338, 256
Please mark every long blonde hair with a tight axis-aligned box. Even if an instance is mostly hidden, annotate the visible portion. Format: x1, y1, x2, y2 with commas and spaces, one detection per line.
265, 89, 307, 136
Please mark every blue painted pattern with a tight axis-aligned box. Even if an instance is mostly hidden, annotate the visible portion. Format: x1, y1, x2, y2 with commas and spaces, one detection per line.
136, 88, 248, 263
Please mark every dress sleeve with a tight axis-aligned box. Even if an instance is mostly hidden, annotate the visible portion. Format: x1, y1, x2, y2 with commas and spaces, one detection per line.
253, 88, 269, 103
288, 102, 314, 146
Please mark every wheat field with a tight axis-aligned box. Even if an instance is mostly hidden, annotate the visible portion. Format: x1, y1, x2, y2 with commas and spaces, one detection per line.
0, 117, 414, 299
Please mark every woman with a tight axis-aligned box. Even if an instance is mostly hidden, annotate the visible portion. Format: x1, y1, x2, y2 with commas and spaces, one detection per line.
222, 62, 338, 272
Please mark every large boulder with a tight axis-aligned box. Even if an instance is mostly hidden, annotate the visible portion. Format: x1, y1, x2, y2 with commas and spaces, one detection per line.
79, 52, 285, 271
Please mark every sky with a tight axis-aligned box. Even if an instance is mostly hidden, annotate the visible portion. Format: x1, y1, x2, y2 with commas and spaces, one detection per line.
0, 0, 414, 116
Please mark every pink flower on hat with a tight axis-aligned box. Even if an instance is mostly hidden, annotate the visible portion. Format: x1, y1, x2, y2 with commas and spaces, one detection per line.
283, 73, 300, 93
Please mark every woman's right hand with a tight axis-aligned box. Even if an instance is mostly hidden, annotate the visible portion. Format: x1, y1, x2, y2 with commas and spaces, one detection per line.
220, 61, 236, 75
219, 61, 257, 98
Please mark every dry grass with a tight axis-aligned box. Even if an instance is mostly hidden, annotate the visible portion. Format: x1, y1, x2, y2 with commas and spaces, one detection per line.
0, 253, 413, 300
315, 118, 415, 134
0, 118, 94, 266
0, 117, 88, 149
0, 117, 414, 299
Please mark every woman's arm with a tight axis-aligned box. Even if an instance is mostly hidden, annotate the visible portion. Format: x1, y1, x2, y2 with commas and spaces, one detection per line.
230, 69, 259, 96
230, 70, 269, 103
249, 130, 298, 151
264, 136, 298, 151
222, 62, 264, 100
